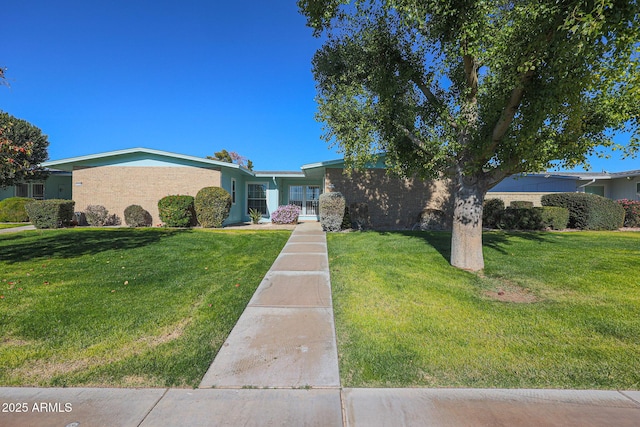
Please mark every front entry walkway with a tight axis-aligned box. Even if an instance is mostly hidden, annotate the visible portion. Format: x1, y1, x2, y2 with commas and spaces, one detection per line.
199, 221, 340, 388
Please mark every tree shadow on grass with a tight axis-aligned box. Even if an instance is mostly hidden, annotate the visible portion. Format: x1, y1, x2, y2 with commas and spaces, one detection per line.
0, 228, 190, 264
392, 230, 554, 263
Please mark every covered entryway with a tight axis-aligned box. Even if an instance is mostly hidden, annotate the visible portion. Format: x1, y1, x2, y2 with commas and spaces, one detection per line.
288, 185, 321, 216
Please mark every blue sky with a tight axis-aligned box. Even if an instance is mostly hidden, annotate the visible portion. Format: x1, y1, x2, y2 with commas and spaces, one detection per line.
2, 1, 636, 173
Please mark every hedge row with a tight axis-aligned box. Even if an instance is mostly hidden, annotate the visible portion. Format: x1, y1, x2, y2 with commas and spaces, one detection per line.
483, 199, 569, 230
0, 197, 32, 222
24, 199, 75, 229
541, 193, 624, 230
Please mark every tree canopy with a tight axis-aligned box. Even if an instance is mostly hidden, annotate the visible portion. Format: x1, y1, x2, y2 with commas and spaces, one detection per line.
0, 111, 50, 188
299, 0, 639, 270
207, 149, 254, 170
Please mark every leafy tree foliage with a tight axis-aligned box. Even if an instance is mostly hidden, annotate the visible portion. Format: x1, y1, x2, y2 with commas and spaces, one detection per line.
207, 149, 254, 170
0, 111, 50, 188
299, 0, 639, 270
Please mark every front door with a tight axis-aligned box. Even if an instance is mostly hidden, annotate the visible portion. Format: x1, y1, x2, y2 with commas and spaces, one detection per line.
289, 185, 321, 216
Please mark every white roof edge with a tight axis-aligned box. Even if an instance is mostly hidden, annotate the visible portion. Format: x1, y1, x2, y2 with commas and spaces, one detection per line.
300, 158, 345, 170
41, 147, 244, 170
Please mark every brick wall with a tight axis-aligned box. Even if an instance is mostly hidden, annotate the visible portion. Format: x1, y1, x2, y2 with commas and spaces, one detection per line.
325, 168, 453, 229
485, 192, 555, 207
73, 166, 221, 225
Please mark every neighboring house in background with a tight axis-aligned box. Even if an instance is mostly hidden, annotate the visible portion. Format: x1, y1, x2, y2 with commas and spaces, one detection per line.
0, 170, 72, 202
1, 146, 630, 228
488, 170, 640, 206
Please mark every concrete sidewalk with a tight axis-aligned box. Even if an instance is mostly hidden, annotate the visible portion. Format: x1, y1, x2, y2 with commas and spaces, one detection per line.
1, 222, 639, 426
199, 220, 340, 388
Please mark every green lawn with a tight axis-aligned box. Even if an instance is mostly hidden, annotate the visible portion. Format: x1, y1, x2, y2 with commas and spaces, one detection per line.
0, 223, 27, 230
328, 231, 640, 389
0, 228, 290, 388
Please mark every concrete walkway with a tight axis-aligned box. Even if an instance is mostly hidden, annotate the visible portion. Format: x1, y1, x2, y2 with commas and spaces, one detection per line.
1, 222, 639, 426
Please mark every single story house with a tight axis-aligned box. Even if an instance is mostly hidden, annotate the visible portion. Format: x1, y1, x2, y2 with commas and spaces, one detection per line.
35, 147, 451, 228
1, 147, 637, 228
488, 170, 640, 206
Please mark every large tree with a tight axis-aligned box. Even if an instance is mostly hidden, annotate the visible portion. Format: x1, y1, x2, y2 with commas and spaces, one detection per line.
0, 111, 50, 188
299, 0, 639, 270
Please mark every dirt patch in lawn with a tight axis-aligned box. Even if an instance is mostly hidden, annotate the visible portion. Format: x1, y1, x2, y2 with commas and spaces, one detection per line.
479, 275, 541, 303
484, 287, 539, 303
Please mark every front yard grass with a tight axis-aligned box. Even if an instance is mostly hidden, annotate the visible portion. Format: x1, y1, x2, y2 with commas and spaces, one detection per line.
0, 228, 290, 388
328, 231, 640, 389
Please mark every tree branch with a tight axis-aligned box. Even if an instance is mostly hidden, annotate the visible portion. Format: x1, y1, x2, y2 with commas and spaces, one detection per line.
463, 54, 479, 104
399, 124, 428, 150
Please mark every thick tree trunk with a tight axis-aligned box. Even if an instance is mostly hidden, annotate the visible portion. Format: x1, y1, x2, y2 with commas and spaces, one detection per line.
450, 174, 486, 271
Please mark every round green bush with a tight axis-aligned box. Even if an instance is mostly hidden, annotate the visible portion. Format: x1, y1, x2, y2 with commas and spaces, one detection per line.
194, 187, 232, 228
124, 204, 152, 227
158, 195, 195, 227
0, 197, 32, 222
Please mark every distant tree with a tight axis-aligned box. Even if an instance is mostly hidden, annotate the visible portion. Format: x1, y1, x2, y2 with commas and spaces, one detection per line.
299, 0, 640, 271
207, 149, 233, 163
0, 111, 50, 188
207, 149, 254, 170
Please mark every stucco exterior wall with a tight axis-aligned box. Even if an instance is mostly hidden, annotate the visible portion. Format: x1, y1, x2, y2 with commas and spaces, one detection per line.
73, 166, 221, 224
610, 178, 640, 201
325, 168, 452, 229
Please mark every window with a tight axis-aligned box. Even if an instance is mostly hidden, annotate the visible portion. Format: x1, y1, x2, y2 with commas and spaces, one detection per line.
231, 179, 236, 205
585, 186, 605, 197
32, 183, 45, 200
637, 182, 640, 194
247, 183, 267, 215
15, 183, 28, 198
14, 182, 45, 199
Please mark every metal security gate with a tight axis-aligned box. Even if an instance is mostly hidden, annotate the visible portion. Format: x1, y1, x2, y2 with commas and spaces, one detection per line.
289, 185, 321, 216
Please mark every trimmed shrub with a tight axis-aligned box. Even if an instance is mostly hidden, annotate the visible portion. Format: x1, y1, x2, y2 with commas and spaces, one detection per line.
483, 198, 505, 229
418, 208, 451, 230
25, 199, 75, 229
84, 205, 120, 226
0, 197, 32, 222
617, 199, 640, 227
124, 204, 152, 227
500, 207, 544, 230
349, 202, 370, 230
540, 206, 570, 230
158, 195, 195, 227
195, 187, 231, 228
510, 200, 534, 209
271, 204, 301, 224
319, 192, 345, 232
542, 193, 624, 230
